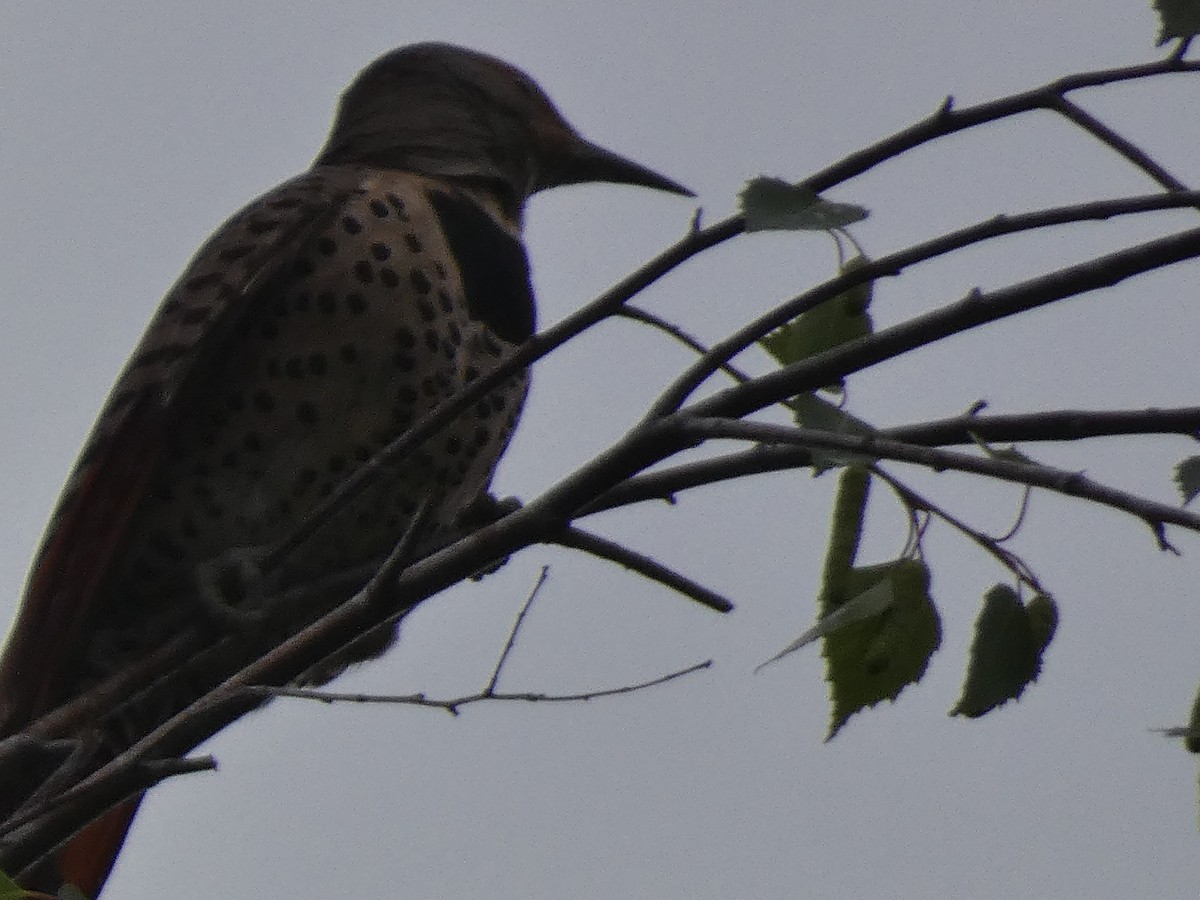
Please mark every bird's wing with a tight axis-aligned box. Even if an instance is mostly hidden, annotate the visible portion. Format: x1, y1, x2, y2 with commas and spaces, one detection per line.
0, 167, 361, 897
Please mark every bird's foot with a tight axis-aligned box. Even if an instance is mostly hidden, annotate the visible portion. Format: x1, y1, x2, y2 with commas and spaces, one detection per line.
459, 493, 522, 528
456, 493, 521, 581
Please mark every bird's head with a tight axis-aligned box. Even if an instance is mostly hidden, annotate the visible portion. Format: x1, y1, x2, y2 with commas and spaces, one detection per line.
315, 43, 692, 210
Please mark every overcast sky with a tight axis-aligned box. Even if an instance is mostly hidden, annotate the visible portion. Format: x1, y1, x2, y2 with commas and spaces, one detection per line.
3, 3, 1200, 899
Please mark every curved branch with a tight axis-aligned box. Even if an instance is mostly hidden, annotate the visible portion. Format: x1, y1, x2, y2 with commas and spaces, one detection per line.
678, 416, 1200, 539
1046, 95, 1191, 193
886, 406, 1200, 445
553, 526, 735, 613
255, 661, 714, 713
687, 224, 1200, 421
618, 305, 752, 384
651, 192, 1200, 416
583, 406, 1200, 516
870, 466, 1043, 590
802, 56, 1200, 196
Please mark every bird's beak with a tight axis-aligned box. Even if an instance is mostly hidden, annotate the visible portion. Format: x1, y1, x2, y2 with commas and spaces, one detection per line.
538, 132, 694, 197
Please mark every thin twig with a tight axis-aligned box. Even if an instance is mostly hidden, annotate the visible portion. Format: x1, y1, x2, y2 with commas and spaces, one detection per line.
994, 486, 1034, 543
143, 755, 218, 779
256, 660, 713, 714
871, 466, 1043, 591
686, 224, 1200, 422
358, 494, 436, 609
801, 56, 1200, 197
619, 305, 753, 384
1047, 96, 1191, 193
554, 526, 735, 613
678, 415, 1200, 538
651, 192, 1200, 417
582, 405, 1200, 517
485, 566, 550, 694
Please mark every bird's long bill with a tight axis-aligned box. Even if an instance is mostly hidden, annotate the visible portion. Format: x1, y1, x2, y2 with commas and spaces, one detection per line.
542, 135, 694, 196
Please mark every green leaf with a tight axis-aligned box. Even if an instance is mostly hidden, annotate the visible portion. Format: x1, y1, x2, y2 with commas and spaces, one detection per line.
1151, 683, 1200, 753
0, 871, 23, 900
950, 586, 1058, 718
757, 468, 940, 737
1175, 455, 1200, 505
740, 177, 868, 232
759, 576, 898, 670
758, 467, 871, 672
0, 868, 56, 899
978, 442, 1035, 466
822, 558, 941, 740
1154, 0, 1200, 44
1188, 683, 1200, 754
759, 256, 874, 390
788, 395, 879, 470
822, 466, 871, 584
819, 470, 940, 738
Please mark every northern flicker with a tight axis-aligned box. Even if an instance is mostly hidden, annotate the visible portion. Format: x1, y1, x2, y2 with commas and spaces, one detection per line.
0, 42, 690, 897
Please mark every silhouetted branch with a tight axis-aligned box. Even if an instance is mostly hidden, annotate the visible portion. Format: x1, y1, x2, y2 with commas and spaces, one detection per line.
583, 405, 1200, 516
553, 526, 735, 613
887, 406, 1200, 445
485, 565, 550, 693
677, 416, 1200, 539
1046, 95, 1192, 193
870, 466, 1043, 590
652, 194, 1200, 416
256, 662, 713, 715
686, 224, 1200, 421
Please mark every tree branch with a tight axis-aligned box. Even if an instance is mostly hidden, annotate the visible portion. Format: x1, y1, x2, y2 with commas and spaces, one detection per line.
686, 224, 1200, 422
677, 416, 1200, 540
887, 406, 1200, 445
1046, 95, 1192, 193
255, 661, 714, 714
553, 526, 735, 613
651, 193, 1200, 417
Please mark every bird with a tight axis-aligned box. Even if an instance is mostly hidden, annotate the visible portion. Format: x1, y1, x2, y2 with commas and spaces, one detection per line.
0, 42, 691, 897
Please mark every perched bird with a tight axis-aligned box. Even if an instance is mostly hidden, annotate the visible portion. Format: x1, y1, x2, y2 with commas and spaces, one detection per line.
0, 42, 690, 897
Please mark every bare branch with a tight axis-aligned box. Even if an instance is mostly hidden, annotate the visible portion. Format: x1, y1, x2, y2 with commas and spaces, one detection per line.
687, 224, 1200, 422
871, 466, 1043, 590
7, 753, 214, 884
1046, 96, 1192, 193
618, 305, 752, 384
652, 194, 1200, 417
887, 406, 1200, 446
802, 56, 1200, 196
254, 660, 713, 714
678, 416, 1200, 538
575, 406, 1200, 517
485, 566, 550, 694
553, 526, 735, 613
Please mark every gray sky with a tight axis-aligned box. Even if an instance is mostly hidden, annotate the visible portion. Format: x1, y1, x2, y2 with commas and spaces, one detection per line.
3, 3, 1200, 898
